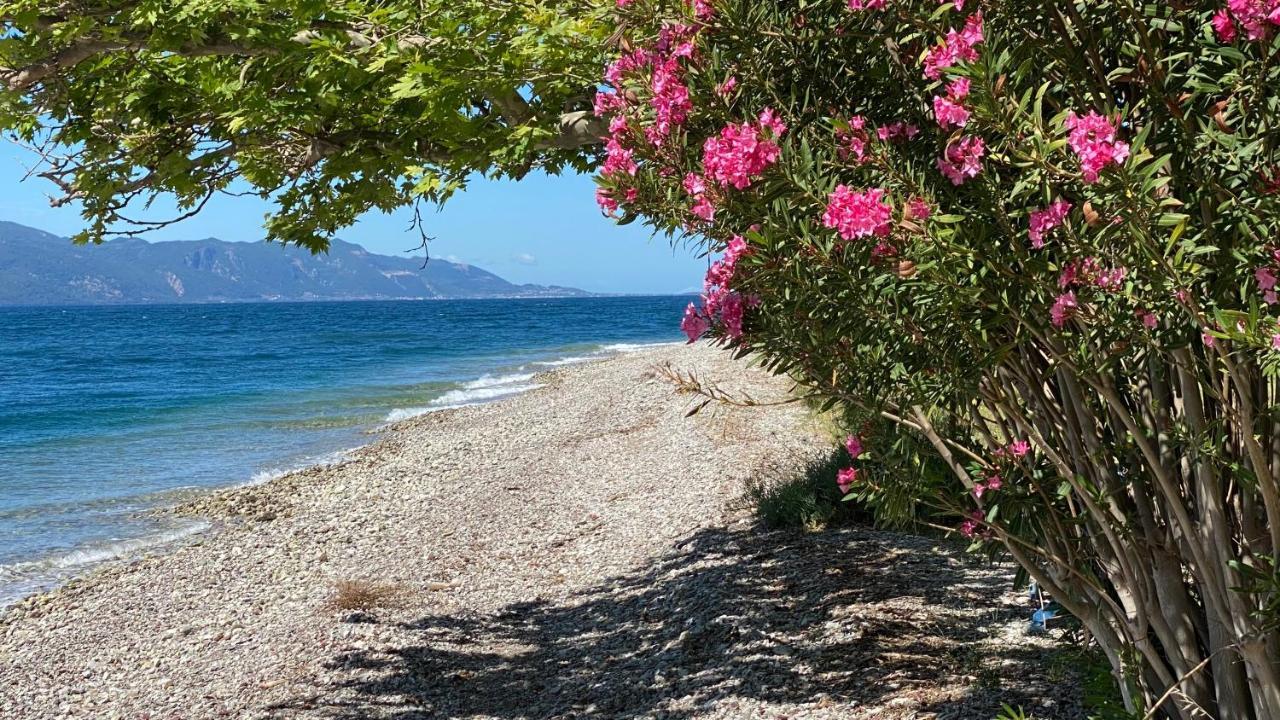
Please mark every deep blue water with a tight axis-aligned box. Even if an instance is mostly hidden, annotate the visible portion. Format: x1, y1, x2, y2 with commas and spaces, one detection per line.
0, 296, 688, 604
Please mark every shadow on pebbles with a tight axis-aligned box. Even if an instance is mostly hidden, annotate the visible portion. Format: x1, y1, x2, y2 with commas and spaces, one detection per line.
0, 343, 1085, 719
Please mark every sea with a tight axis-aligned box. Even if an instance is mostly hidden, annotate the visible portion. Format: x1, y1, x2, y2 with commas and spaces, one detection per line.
0, 296, 689, 606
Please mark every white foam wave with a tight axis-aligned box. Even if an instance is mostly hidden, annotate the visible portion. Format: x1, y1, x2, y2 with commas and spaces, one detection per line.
597, 341, 683, 353
462, 372, 537, 390
242, 447, 360, 487
0, 520, 211, 607
430, 382, 542, 407
383, 381, 543, 423
532, 355, 596, 367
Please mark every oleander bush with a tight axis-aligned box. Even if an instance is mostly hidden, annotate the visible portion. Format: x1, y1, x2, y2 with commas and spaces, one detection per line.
595, 1, 1280, 717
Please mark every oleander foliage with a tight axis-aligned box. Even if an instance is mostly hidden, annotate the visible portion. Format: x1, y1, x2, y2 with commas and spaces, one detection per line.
594, 1, 1280, 718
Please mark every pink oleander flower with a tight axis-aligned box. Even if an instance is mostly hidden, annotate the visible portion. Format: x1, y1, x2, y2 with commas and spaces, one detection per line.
604, 48, 655, 86
704, 236, 749, 294
837, 466, 858, 494
617, 0, 633, 7
877, 122, 920, 142
959, 509, 985, 538
1008, 440, 1030, 458
683, 173, 707, 197
702, 110, 786, 190
758, 108, 788, 138
823, 186, 893, 240
933, 95, 971, 128
1213, 9, 1240, 41
681, 303, 709, 342
1095, 266, 1127, 292
649, 58, 692, 146
691, 194, 716, 222
985, 474, 1003, 492
594, 90, 625, 117
848, 0, 887, 8
602, 137, 637, 177
845, 434, 864, 459
1028, 200, 1072, 248
1225, 0, 1280, 41
838, 116, 872, 163
937, 136, 985, 185
716, 76, 737, 97
1065, 111, 1130, 183
907, 197, 932, 221
1051, 291, 1078, 328
1202, 331, 1217, 347
1140, 310, 1158, 329
1257, 267, 1277, 290
947, 77, 971, 100
719, 291, 745, 338
1272, 333, 1280, 351
595, 188, 619, 216
1267, 290, 1278, 305
923, 12, 984, 79
687, 0, 714, 20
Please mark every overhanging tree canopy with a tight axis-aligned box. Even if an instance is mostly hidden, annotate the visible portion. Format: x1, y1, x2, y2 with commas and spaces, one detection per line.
0, 0, 610, 249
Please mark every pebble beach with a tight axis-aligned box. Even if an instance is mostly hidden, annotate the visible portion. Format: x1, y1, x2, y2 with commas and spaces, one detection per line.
0, 343, 1083, 719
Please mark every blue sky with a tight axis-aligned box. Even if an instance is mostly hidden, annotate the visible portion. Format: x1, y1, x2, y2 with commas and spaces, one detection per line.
1, 143, 706, 295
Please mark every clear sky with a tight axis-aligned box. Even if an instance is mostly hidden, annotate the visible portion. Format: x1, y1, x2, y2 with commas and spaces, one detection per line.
1, 143, 707, 295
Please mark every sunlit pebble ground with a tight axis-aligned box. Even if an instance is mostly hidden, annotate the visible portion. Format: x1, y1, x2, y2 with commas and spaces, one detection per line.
0, 343, 1083, 719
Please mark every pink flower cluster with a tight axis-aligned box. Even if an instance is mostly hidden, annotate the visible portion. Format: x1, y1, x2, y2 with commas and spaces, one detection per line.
1050, 257, 1128, 328
702, 109, 787, 190
649, 57, 692, 146
972, 473, 1003, 499
682, 236, 754, 342
847, 0, 887, 9
1065, 111, 1129, 183
1050, 291, 1078, 328
937, 136, 985, 185
959, 509, 985, 538
595, 187, 638, 216
933, 77, 971, 129
837, 116, 872, 164
684, 172, 717, 222
687, 0, 714, 21
836, 116, 919, 165
1028, 200, 1072, 248
922, 13, 984, 80
878, 121, 920, 143
1214, 1, 1280, 42
837, 434, 865, 494
1255, 249, 1280, 304
823, 186, 893, 240
1059, 256, 1127, 292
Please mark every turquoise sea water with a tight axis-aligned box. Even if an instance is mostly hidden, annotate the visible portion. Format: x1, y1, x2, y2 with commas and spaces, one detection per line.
0, 296, 688, 605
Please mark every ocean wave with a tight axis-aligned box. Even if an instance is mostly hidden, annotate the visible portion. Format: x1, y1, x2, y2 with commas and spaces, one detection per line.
462, 371, 537, 390
382, 382, 543, 423
0, 520, 211, 607
242, 447, 360, 486
531, 355, 597, 367
430, 382, 543, 407
596, 341, 683, 353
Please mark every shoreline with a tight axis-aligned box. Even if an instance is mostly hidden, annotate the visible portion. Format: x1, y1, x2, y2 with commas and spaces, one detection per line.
0, 340, 683, 609
0, 343, 1080, 719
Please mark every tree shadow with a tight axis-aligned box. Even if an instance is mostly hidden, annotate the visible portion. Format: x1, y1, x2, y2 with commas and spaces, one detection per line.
269, 524, 1083, 719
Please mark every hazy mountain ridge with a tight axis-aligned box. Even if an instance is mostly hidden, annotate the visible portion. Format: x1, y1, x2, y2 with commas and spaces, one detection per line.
0, 221, 590, 305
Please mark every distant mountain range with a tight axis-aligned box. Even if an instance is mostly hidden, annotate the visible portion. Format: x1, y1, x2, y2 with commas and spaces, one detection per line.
0, 221, 590, 305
